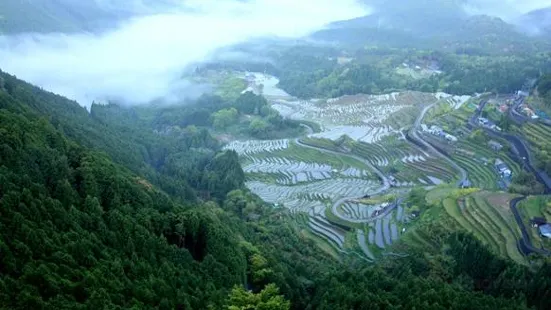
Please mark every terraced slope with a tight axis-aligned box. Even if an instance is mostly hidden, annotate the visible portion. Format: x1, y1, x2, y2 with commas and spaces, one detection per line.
442, 191, 525, 264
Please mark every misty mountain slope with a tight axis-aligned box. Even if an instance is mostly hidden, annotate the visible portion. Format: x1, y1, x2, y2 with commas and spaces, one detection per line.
0, 0, 124, 34
312, 11, 550, 54
516, 6, 551, 36
339, 0, 467, 35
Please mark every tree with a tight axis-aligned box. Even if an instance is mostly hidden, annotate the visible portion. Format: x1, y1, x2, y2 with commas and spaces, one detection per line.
248, 119, 270, 138
226, 284, 290, 310
212, 108, 238, 130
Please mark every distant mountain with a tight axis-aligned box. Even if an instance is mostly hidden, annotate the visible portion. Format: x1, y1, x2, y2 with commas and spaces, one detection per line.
515, 7, 551, 36
331, 0, 467, 36
0, 0, 183, 34
0, 0, 124, 34
311, 2, 550, 55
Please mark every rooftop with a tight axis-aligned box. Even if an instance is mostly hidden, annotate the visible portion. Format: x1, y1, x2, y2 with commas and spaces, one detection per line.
539, 224, 551, 238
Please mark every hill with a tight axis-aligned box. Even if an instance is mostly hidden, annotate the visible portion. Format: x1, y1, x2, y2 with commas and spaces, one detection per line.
0, 0, 123, 34
515, 7, 551, 36
335, 0, 467, 36
0, 0, 182, 34
312, 4, 550, 55
2, 70, 551, 308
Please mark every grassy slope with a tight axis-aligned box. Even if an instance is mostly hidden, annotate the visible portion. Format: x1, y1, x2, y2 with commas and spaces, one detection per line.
440, 191, 526, 264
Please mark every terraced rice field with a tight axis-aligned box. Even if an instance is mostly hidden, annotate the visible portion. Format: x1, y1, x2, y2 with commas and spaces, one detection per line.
522, 123, 551, 156
225, 73, 466, 260
357, 208, 403, 251
247, 179, 379, 214
271, 91, 443, 144
350, 138, 456, 186
223, 139, 289, 158
442, 192, 525, 264
452, 140, 521, 189
225, 136, 389, 253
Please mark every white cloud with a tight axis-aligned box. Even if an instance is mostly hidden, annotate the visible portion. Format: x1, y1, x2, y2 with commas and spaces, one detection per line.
0, 0, 368, 106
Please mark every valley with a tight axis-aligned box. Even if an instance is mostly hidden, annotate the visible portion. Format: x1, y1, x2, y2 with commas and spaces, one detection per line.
220, 71, 549, 263
2, 1, 551, 308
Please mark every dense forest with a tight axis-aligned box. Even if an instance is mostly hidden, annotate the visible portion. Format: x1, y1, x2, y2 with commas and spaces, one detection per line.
142, 90, 305, 140
1, 70, 551, 309
201, 46, 551, 99
538, 74, 551, 106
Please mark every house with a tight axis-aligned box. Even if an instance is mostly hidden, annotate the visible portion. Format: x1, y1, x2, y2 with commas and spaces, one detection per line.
539, 224, 551, 238
478, 117, 490, 126
517, 90, 529, 97
488, 140, 503, 151
522, 106, 536, 118
460, 179, 472, 188
495, 159, 512, 178
429, 125, 443, 135
444, 133, 458, 142
421, 124, 429, 132
531, 217, 547, 227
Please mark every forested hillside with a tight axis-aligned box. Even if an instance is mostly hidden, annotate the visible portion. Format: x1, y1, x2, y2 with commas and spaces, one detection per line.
1, 70, 551, 309
209, 46, 551, 99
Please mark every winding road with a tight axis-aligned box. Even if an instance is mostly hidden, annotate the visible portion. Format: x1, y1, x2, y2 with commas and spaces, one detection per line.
267, 80, 549, 258
408, 103, 468, 187
510, 197, 551, 256
468, 102, 551, 256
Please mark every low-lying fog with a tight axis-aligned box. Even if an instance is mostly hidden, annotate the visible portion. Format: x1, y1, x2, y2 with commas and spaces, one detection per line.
0, 0, 368, 106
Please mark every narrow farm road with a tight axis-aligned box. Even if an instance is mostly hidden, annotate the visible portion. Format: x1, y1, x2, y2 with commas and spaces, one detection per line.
468, 101, 551, 257
409, 103, 468, 187
510, 197, 551, 256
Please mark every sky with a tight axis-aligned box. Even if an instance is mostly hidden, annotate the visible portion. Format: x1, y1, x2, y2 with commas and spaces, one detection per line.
0, 0, 368, 106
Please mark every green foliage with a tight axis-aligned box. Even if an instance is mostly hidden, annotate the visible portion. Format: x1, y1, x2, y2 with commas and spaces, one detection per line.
538, 74, 551, 97
510, 171, 545, 195
268, 46, 551, 98
213, 108, 239, 130
249, 118, 270, 137
2, 69, 551, 310
227, 284, 290, 310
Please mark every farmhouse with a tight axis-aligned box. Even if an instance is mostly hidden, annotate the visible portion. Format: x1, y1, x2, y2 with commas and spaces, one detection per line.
444, 133, 458, 142
494, 159, 512, 178
539, 224, 551, 239
488, 140, 503, 151
478, 117, 490, 126
460, 179, 472, 188
426, 125, 458, 142
428, 125, 443, 135
517, 90, 529, 97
